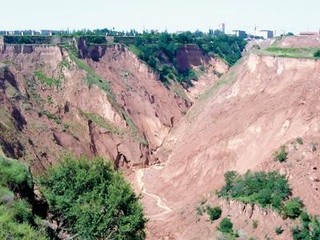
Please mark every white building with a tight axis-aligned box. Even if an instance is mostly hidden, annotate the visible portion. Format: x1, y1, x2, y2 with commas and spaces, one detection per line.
257, 30, 274, 39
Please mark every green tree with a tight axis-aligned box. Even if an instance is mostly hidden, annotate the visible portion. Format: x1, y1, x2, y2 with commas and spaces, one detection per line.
218, 217, 234, 234
0, 156, 47, 240
282, 198, 303, 219
206, 206, 222, 221
39, 156, 146, 240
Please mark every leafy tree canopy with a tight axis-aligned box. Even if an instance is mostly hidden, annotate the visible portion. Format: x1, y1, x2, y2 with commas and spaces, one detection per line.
39, 156, 146, 240
219, 171, 291, 211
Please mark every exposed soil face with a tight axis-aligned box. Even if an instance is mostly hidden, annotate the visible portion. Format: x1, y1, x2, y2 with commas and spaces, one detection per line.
0, 41, 225, 174
277, 35, 320, 48
3, 36, 320, 239
138, 52, 320, 239
0, 43, 192, 173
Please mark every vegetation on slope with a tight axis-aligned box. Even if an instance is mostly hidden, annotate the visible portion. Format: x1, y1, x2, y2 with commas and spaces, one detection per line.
0, 155, 47, 240
39, 155, 146, 239
218, 171, 291, 211
314, 49, 320, 58
79, 110, 124, 135
218, 170, 320, 239
263, 46, 320, 59
0, 153, 147, 239
292, 212, 320, 240
128, 31, 246, 85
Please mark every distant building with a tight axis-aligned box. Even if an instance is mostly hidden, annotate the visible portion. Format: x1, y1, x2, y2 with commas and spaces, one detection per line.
258, 30, 274, 39
232, 30, 247, 38
41, 30, 52, 36
220, 23, 225, 33
21, 30, 33, 35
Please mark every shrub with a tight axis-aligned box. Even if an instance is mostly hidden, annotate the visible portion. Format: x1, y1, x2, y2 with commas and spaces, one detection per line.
296, 137, 303, 145
39, 156, 146, 239
0, 156, 46, 239
275, 226, 284, 235
274, 145, 288, 163
206, 206, 222, 221
252, 220, 258, 229
218, 217, 233, 234
219, 171, 291, 211
314, 49, 320, 58
282, 198, 304, 219
311, 142, 317, 152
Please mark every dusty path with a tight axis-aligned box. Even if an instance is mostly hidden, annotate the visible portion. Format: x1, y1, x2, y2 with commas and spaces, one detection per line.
136, 167, 172, 219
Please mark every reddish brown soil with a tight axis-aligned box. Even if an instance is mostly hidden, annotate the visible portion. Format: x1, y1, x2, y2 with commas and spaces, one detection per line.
136, 52, 320, 239
277, 35, 320, 48
0, 43, 192, 172
2, 36, 320, 239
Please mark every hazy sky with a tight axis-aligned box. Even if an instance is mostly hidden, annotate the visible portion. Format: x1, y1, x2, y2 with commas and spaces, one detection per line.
1, 0, 319, 34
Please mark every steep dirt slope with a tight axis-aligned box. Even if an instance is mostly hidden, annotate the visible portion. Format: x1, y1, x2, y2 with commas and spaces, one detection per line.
0, 43, 190, 172
138, 53, 320, 239
0, 41, 227, 174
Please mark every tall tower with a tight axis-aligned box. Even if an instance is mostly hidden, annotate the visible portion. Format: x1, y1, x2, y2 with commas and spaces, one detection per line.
221, 23, 225, 33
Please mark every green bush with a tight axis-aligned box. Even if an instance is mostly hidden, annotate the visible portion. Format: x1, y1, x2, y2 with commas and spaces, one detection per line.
39, 156, 146, 239
219, 171, 291, 211
314, 49, 320, 58
206, 206, 222, 221
0, 156, 33, 200
0, 156, 47, 240
218, 217, 233, 234
275, 226, 284, 235
274, 145, 288, 163
282, 198, 304, 219
292, 214, 320, 240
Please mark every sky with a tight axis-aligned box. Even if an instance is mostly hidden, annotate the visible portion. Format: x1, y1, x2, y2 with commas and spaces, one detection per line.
1, 0, 320, 35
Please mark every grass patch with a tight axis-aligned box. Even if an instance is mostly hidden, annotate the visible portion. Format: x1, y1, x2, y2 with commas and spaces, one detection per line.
128, 44, 141, 56
122, 111, 147, 145
262, 47, 320, 59
39, 110, 62, 125
63, 43, 116, 106
34, 70, 60, 87
79, 110, 123, 135
170, 81, 190, 102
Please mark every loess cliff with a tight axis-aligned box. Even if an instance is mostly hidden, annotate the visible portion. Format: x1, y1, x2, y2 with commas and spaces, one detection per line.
0, 40, 225, 175
139, 47, 320, 239
2, 36, 320, 240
